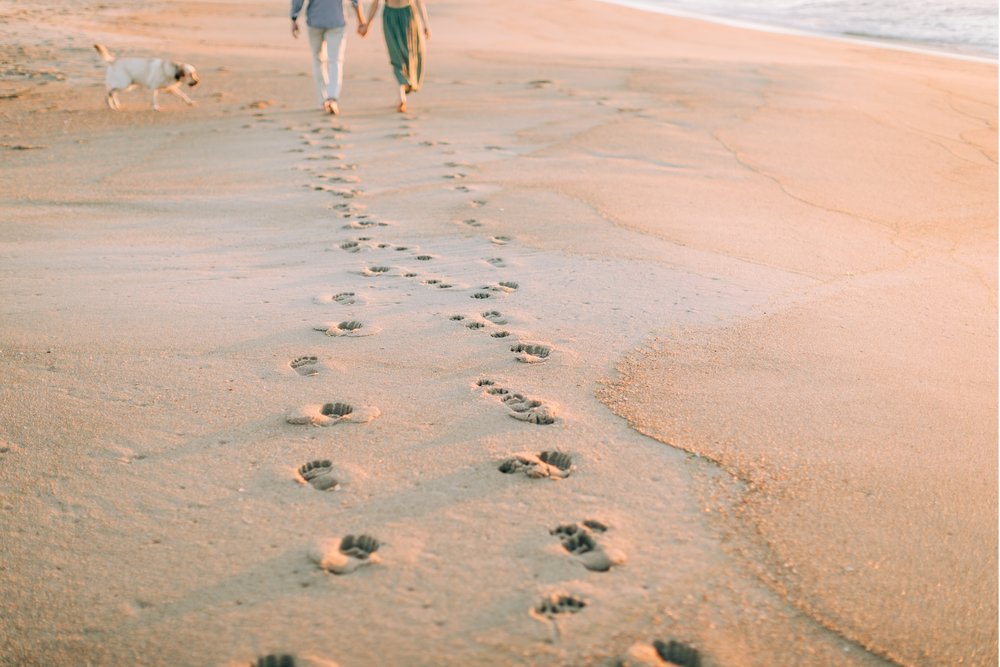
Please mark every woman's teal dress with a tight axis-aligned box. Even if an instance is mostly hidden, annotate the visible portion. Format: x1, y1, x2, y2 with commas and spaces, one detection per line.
383, 3, 424, 92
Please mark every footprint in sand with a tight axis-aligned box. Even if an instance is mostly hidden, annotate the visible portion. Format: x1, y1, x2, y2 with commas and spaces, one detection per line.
624, 640, 702, 667
290, 356, 320, 376
309, 534, 381, 575
502, 393, 556, 423
532, 593, 586, 618
485, 257, 506, 268
343, 220, 388, 230
510, 342, 551, 363
463, 218, 483, 228
499, 451, 571, 478
444, 173, 466, 180
313, 320, 380, 337
321, 174, 361, 184
330, 292, 357, 305
466, 321, 485, 330
482, 310, 507, 325
470, 199, 486, 208
251, 653, 342, 667
497, 281, 519, 291
530, 593, 587, 642
550, 521, 624, 572
254, 655, 297, 667
298, 460, 338, 491
414, 254, 435, 261
471, 291, 492, 300
477, 379, 556, 425
331, 189, 364, 200
360, 265, 392, 277
491, 235, 511, 245
286, 402, 380, 426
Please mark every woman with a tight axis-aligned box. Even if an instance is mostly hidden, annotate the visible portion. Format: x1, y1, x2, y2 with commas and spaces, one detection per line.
359, 0, 430, 112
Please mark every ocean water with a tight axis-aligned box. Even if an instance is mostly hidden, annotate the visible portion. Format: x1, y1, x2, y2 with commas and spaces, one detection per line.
599, 0, 998, 59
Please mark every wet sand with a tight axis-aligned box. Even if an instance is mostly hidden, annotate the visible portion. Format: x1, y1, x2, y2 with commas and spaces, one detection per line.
0, 0, 995, 665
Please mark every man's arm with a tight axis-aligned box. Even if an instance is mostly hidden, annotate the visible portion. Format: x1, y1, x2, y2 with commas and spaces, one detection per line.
291, 0, 306, 38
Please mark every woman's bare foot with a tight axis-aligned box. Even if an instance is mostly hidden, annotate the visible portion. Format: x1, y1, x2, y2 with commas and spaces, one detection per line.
324, 99, 339, 115
397, 101, 407, 113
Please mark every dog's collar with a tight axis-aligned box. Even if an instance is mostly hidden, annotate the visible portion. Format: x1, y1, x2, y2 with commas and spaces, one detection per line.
173, 63, 183, 81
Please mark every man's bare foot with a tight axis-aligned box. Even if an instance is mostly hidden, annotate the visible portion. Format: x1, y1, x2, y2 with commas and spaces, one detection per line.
324, 99, 339, 115
397, 101, 407, 113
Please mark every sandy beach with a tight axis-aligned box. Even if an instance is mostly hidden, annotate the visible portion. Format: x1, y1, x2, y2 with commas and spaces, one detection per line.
0, 0, 996, 665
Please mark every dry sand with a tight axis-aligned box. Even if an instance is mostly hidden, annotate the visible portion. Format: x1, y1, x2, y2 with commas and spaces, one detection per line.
0, 0, 995, 665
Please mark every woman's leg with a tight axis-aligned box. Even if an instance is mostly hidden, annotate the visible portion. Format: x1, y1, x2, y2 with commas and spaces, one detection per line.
383, 6, 423, 110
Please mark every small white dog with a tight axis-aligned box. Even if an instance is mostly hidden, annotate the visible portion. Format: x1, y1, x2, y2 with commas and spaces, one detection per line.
94, 43, 200, 111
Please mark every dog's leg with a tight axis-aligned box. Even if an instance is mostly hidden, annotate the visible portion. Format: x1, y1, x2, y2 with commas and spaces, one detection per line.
166, 86, 196, 106
151, 89, 160, 111
107, 91, 121, 111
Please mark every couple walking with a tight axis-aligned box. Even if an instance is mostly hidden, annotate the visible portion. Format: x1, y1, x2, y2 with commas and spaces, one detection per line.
291, 0, 429, 114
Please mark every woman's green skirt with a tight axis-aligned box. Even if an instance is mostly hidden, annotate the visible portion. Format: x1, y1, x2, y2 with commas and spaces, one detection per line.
383, 5, 424, 92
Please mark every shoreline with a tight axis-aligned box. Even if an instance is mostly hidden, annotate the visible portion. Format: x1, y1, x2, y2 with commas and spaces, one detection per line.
593, 0, 999, 63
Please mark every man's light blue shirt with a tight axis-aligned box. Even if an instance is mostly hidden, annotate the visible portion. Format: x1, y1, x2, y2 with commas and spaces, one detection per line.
291, 0, 359, 30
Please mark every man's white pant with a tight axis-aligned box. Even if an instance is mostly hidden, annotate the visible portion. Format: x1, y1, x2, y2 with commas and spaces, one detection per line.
308, 25, 347, 106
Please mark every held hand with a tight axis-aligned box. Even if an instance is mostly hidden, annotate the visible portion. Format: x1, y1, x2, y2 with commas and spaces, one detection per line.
291, 21, 300, 39
358, 22, 368, 37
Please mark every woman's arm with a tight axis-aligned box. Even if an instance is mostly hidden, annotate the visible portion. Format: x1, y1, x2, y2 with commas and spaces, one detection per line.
364, 0, 381, 29
414, 0, 430, 39
357, 0, 378, 36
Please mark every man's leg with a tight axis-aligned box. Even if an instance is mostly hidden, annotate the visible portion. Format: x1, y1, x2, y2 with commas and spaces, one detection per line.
324, 26, 347, 103
307, 26, 329, 108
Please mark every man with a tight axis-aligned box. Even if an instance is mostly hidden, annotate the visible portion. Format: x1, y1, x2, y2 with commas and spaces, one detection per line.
291, 0, 365, 115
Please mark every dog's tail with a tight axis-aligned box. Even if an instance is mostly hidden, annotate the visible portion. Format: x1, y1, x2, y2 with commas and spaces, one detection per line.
93, 43, 115, 63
